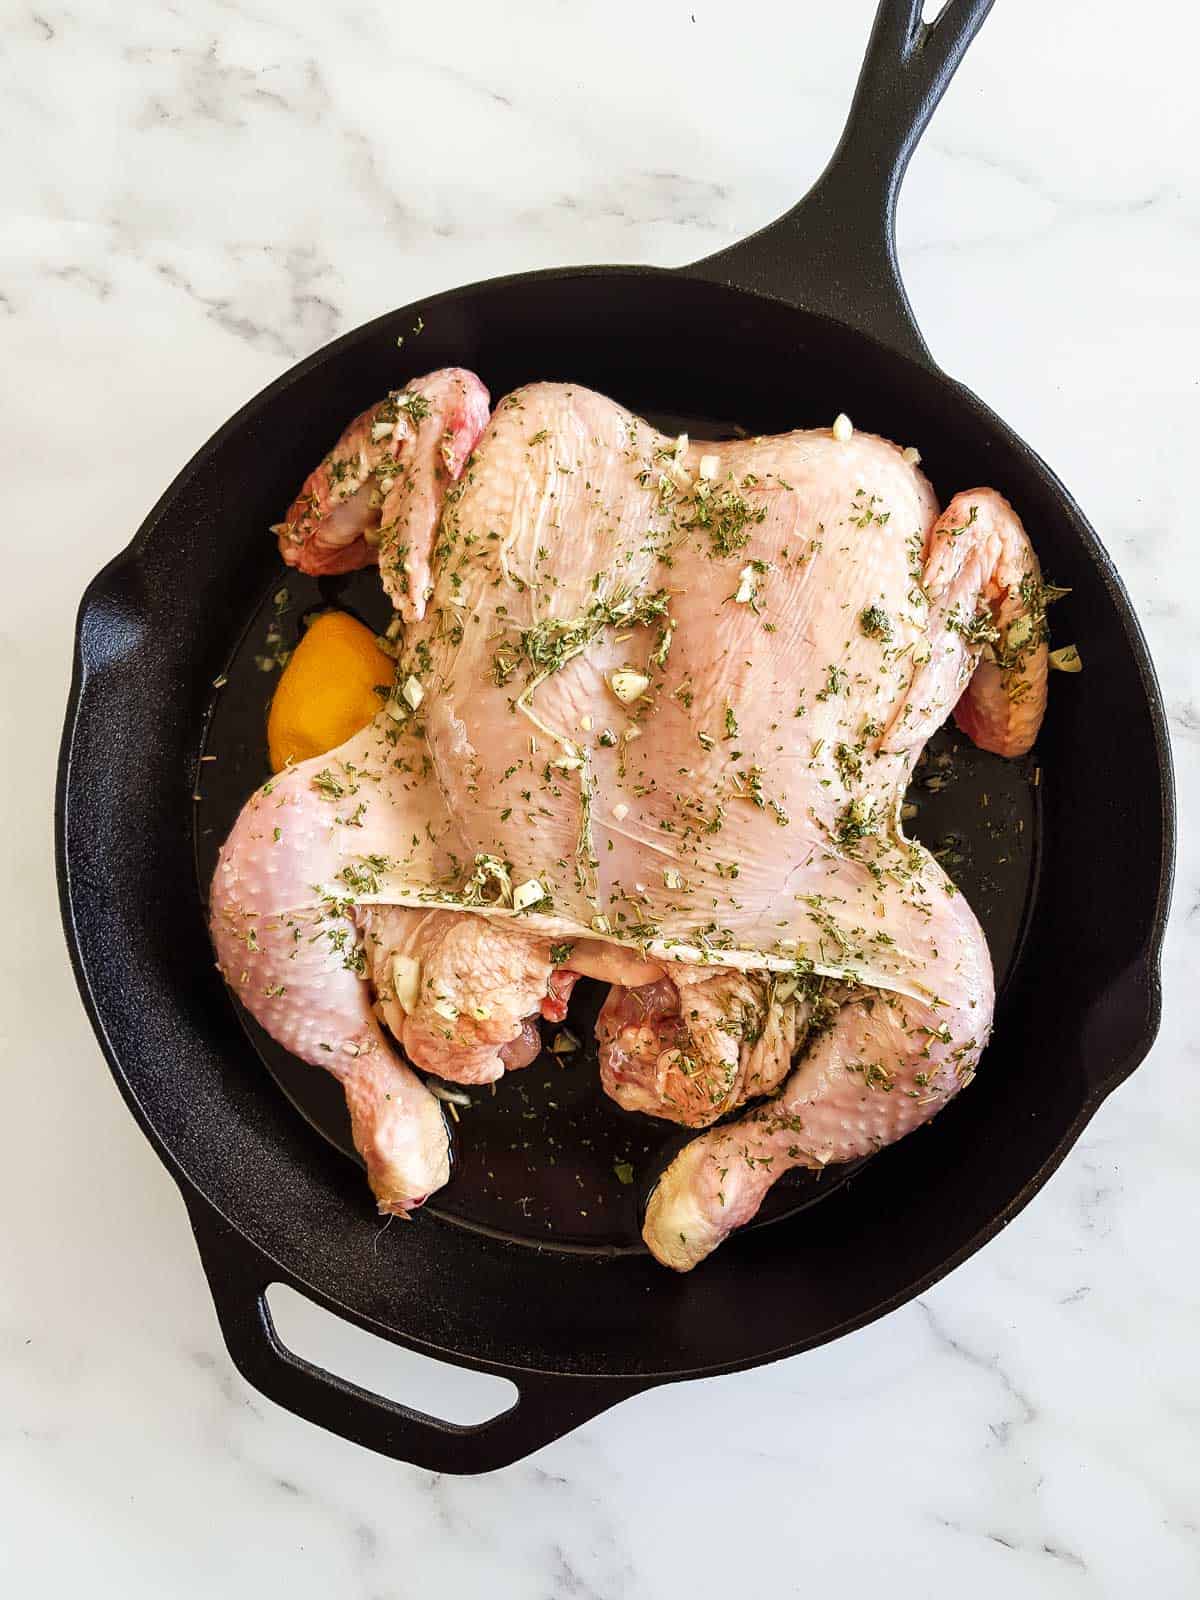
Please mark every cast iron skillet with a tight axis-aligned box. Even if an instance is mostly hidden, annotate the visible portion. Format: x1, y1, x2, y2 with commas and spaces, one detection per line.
57, 0, 1174, 1473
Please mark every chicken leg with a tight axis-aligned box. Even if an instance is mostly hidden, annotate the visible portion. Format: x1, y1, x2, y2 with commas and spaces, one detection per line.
641, 859, 993, 1269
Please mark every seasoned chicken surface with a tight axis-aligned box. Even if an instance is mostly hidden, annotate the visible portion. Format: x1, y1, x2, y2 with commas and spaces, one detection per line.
211, 373, 1051, 1264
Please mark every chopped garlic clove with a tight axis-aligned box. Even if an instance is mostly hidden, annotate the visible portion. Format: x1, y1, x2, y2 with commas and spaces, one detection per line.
664, 433, 693, 491
426, 1081, 472, 1107
832, 413, 854, 443
612, 802, 629, 822
579, 714, 593, 732
402, 675, 424, 710
391, 954, 421, 1014
609, 669, 650, 704
733, 565, 757, 604
432, 997, 459, 1023
371, 421, 393, 443
698, 453, 720, 481
1049, 644, 1082, 672
902, 445, 921, 466
512, 878, 546, 912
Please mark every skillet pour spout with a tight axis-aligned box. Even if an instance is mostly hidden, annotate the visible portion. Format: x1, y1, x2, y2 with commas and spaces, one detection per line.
57, 0, 1174, 1472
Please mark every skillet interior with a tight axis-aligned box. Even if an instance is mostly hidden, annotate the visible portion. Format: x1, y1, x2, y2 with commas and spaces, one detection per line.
62, 268, 1170, 1381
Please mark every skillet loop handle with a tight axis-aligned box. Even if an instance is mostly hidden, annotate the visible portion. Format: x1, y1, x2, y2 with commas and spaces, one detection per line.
689, 0, 995, 368
186, 1200, 642, 1473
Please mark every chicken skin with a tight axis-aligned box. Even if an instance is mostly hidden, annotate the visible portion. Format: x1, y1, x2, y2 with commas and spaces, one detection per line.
211, 375, 1052, 1261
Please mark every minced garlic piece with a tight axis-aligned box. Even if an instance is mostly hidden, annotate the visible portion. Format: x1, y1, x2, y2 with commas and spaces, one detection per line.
512, 878, 546, 912
391, 954, 421, 1014
610, 669, 650, 704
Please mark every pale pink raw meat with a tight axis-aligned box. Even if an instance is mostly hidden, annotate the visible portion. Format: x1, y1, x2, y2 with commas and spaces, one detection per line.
213, 378, 1054, 1257
274, 368, 490, 620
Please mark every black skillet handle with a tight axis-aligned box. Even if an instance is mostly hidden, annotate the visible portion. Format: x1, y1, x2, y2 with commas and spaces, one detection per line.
186, 1200, 646, 1473
689, 0, 995, 368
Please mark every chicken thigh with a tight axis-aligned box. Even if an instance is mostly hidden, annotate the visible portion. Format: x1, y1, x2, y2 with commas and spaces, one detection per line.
212, 376, 1053, 1260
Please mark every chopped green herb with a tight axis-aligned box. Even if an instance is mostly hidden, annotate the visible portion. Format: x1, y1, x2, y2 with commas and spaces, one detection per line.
834, 797, 878, 846
859, 605, 893, 641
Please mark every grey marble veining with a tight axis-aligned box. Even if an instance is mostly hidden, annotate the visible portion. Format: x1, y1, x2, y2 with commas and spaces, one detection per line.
2, 0, 1197, 1594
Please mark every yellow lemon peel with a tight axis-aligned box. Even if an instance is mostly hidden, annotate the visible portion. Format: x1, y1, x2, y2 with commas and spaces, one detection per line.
267, 611, 394, 773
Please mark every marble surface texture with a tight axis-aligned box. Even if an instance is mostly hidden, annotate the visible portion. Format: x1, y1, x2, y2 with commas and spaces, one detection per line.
3, 0, 1198, 1594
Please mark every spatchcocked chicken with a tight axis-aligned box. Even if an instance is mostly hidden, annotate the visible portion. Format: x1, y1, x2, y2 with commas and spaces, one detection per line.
211, 368, 1053, 1270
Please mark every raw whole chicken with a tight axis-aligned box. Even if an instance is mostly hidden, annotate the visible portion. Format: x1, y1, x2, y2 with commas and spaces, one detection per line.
210, 368, 1054, 1270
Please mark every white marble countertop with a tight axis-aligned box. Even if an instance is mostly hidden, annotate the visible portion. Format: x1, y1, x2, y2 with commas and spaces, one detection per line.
3, 0, 1198, 1592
